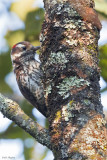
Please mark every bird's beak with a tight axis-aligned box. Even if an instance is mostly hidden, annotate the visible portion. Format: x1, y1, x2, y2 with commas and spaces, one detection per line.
33, 46, 40, 51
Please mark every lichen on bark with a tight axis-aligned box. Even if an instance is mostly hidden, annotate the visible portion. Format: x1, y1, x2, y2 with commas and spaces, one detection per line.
0, 93, 52, 150
40, 0, 107, 159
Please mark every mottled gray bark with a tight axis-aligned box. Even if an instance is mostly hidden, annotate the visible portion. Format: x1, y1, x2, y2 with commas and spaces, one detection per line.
40, 0, 107, 159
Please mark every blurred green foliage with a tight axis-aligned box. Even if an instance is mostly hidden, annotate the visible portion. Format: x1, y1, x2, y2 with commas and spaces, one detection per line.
25, 9, 44, 42
99, 44, 107, 82
0, 51, 12, 93
95, 0, 107, 15
0, 0, 48, 159
0, 0, 107, 160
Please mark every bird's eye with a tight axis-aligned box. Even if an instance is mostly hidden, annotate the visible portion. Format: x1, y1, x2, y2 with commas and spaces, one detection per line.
22, 46, 26, 50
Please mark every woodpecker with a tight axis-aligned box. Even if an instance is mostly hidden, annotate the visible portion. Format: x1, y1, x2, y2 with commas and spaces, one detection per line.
11, 41, 47, 117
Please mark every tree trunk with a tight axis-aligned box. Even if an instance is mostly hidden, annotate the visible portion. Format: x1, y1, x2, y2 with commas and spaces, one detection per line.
40, 0, 107, 159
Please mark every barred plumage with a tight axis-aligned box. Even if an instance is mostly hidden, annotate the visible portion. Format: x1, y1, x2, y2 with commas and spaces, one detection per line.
11, 41, 47, 117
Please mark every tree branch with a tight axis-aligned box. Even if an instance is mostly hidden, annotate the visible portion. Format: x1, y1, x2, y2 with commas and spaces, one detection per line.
0, 93, 52, 150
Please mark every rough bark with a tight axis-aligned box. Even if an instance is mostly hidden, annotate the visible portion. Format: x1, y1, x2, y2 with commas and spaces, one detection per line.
39, 0, 107, 159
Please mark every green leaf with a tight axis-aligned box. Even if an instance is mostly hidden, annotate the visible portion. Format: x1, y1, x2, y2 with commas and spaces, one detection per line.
5, 30, 25, 48
0, 52, 13, 93
25, 8, 44, 42
10, 0, 36, 21
0, 81, 13, 93
95, 0, 107, 15
0, 52, 12, 79
99, 44, 107, 82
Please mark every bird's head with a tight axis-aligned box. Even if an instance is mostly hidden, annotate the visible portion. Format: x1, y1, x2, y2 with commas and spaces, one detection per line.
11, 41, 40, 73
11, 41, 40, 62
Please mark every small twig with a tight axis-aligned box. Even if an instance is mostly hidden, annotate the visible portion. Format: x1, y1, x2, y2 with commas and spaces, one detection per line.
0, 93, 52, 150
